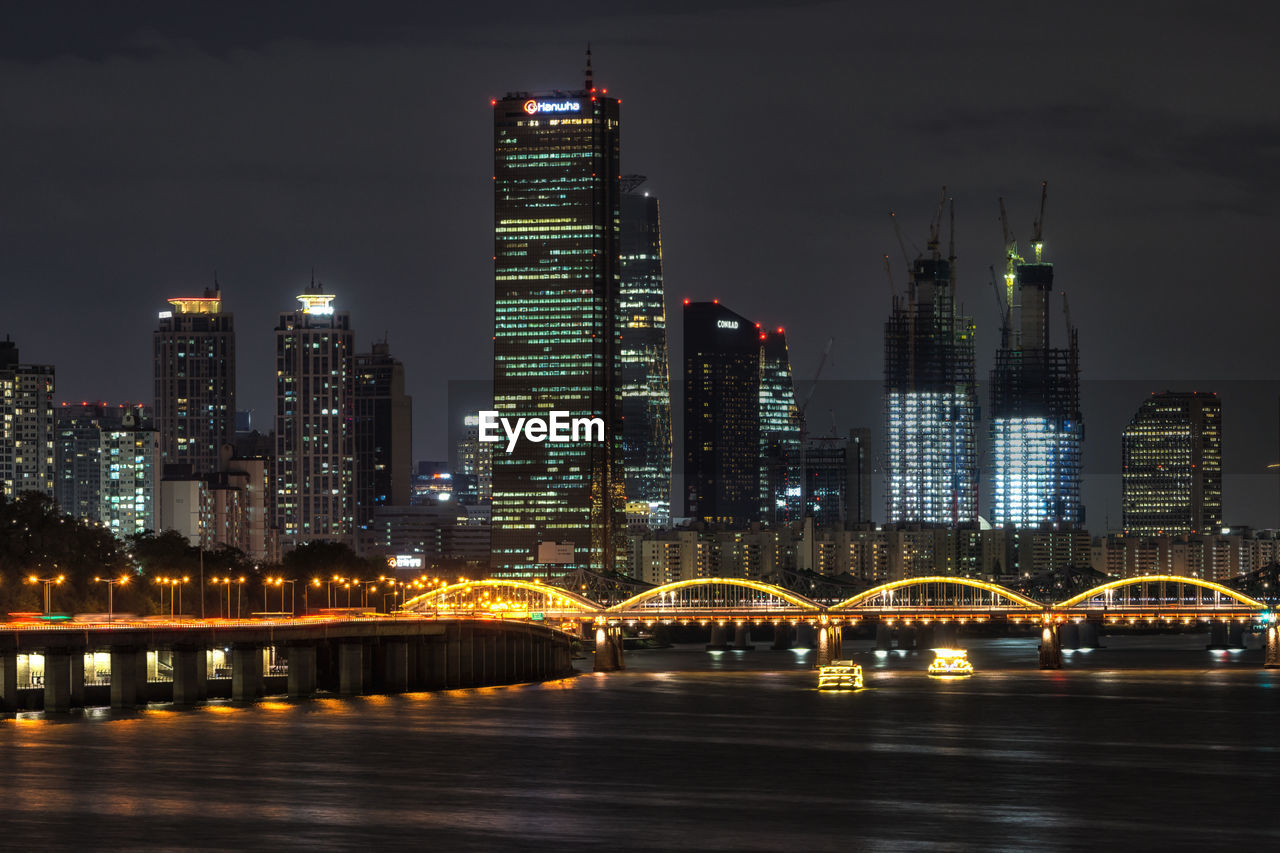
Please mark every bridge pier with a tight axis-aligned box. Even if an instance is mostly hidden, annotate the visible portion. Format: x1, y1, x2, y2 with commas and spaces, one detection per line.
1039, 623, 1063, 670
771, 622, 793, 650
594, 625, 624, 672
1265, 625, 1280, 668
795, 622, 816, 649
706, 623, 730, 651
172, 645, 208, 705
1078, 620, 1102, 649
339, 641, 367, 695
380, 639, 409, 693
896, 626, 916, 652
917, 624, 936, 650
1227, 622, 1246, 649
0, 652, 18, 712
110, 647, 147, 709
286, 644, 317, 698
816, 624, 831, 667
232, 645, 265, 701
1207, 621, 1229, 649
42, 649, 74, 713
933, 622, 957, 648
1059, 622, 1080, 651
733, 623, 754, 651
875, 623, 892, 652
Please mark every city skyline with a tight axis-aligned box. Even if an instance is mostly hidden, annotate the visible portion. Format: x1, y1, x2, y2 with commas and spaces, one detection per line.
3, 6, 1279, 528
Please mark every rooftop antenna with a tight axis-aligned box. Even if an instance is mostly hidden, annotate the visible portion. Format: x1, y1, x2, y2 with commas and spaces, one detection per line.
585, 43, 594, 91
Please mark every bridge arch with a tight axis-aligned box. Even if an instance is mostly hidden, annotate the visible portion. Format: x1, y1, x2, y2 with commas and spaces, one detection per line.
401, 579, 603, 617
609, 578, 822, 615
831, 576, 1045, 612
1052, 575, 1266, 611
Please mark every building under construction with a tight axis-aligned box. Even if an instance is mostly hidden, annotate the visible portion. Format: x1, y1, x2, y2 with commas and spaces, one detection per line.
883, 192, 979, 526
989, 184, 1084, 527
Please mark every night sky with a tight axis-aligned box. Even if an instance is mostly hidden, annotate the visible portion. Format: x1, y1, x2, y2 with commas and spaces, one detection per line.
3, 2, 1278, 527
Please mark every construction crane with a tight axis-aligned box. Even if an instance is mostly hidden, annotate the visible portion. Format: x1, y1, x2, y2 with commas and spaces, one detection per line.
988, 265, 1010, 348
926, 185, 947, 259
1031, 180, 1048, 262
1062, 291, 1073, 342
890, 211, 918, 270
883, 254, 898, 303
998, 196, 1023, 321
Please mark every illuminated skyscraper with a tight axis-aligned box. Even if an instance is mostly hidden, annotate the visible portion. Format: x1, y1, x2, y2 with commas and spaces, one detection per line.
1122, 391, 1221, 535
274, 286, 354, 547
759, 328, 802, 525
618, 176, 672, 529
491, 67, 624, 577
0, 340, 55, 499
98, 410, 158, 539
884, 241, 978, 525
154, 287, 235, 474
684, 301, 760, 527
989, 208, 1083, 526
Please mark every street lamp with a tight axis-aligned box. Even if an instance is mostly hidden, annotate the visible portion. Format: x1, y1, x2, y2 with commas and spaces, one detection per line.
94, 575, 129, 622
234, 576, 246, 619
27, 574, 65, 614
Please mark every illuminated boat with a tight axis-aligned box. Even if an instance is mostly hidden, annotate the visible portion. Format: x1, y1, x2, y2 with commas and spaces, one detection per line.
927, 648, 974, 677
817, 660, 864, 690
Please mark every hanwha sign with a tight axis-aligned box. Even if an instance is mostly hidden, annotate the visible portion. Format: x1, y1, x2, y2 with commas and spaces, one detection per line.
523, 99, 581, 115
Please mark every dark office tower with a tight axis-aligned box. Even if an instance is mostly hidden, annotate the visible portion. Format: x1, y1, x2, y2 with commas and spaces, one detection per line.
275, 286, 354, 548
990, 191, 1083, 527
684, 301, 761, 526
1122, 392, 1222, 535
803, 427, 872, 527
618, 176, 673, 529
759, 328, 803, 525
154, 287, 235, 474
491, 70, 624, 578
353, 342, 412, 530
0, 341, 55, 499
883, 208, 978, 525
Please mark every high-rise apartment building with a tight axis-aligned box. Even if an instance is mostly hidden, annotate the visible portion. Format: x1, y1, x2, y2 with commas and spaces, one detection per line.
884, 239, 978, 526
274, 286, 354, 547
99, 410, 159, 539
760, 328, 803, 525
455, 414, 493, 505
353, 341, 412, 531
154, 287, 235, 474
804, 428, 871, 527
684, 301, 761, 526
491, 70, 624, 577
0, 341, 55, 499
55, 402, 151, 521
618, 176, 673, 529
1122, 391, 1222, 535
989, 220, 1083, 527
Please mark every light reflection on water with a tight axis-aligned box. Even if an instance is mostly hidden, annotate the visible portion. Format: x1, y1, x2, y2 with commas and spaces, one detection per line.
3, 636, 1280, 851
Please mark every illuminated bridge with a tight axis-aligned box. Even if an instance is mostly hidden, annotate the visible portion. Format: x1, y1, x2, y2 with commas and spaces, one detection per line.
401, 574, 1278, 671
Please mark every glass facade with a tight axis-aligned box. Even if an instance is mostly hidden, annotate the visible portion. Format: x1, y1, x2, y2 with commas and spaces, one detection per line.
884, 258, 978, 525
491, 89, 624, 577
618, 178, 672, 529
990, 260, 1083, 526
1122, 391, 1221, 535
760, 329, 802, 524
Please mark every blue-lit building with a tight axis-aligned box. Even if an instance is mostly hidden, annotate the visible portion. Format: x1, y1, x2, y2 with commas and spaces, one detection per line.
989, 249, 1083, 527
884, 250, 979, 526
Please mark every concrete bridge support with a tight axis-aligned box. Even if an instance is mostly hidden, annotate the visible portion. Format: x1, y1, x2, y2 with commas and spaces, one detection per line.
287, 644, 317, 698
896, 626, 916, 652
232, 645, 265, 702
382, 639, 409, 693
1228, 622, 1246, 649
795, 622, 816, 649
1039, 623, 1063, 670
110, 648, 146, 709
1207, 621, 1229, 649
706, 623, 730, 651
172, 646, 208, 705
816, 625, 842, 667
771, 622, 793, 650
42, 649, 74, 713
875, 623, 892, 652
933, 622, 958, 649
733, 623, 754, 651
338, 642, 367, 695
594, 625, 624, 672
1059, 622, 1080, 651
0, 653, 18, 712
917, 625, 935, 650
1265, 625, 1280, 668
1078, 621, 1102, 649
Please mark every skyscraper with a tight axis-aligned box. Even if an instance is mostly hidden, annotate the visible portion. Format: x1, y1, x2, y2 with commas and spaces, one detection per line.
98, 410, 159, 539
491, 64, 624, 577
684, 301, 761, 527
804, 428, 871, 527
618, 176, 673, 529
0, 340, 55, 499
883, 212, 978, 526
1122, 391, 1221, 535
55, 402, 151, 521
759, 328, 803, 524
275, 286, 354, 548
353, 341, 412, 533
990, 191, 1083, 527
154, 287, 235, 474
